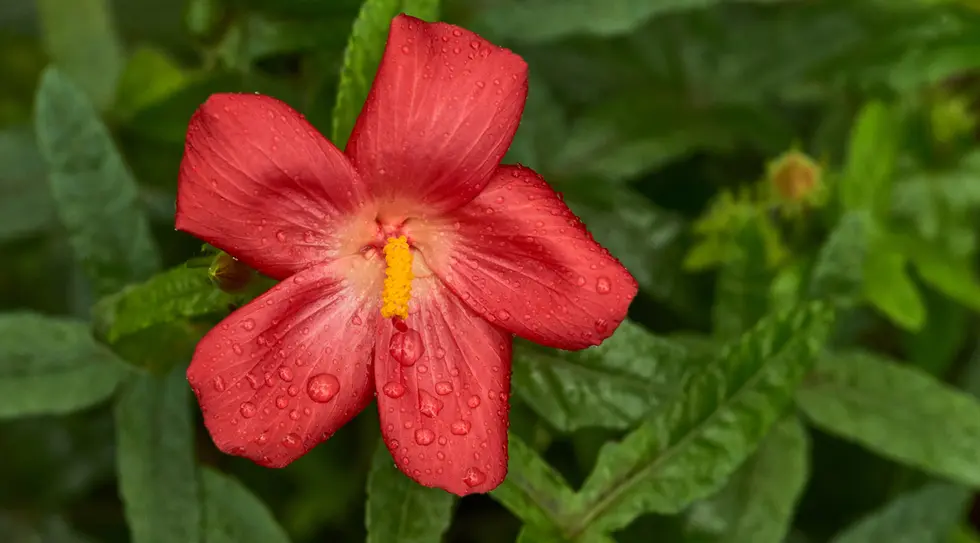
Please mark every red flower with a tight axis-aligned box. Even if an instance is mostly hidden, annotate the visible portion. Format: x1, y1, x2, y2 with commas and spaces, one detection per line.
177, 14, 637, 495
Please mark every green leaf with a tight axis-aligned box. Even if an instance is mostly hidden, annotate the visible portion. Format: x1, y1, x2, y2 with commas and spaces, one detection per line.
831, 483, 970, 543
0, 127, 54, 242
331, 0, 440, 149
491, 433, 576, 531
93, 264, 249, 344
893, 233, 980, 313
201, 467, 291, 543
512, 320, 692, 432
712, 219, 776, 339
113, 48, 188, 120
839, 101, 900, 217
477, 0, 777, 43
797, 350, 980, 487
365, 441, 454, 543
809, 211, 870, 306
35, 0, 123, 109
0, 312, 129, 418
566, 303, 832, 537
115, 368, 201, 543
685, 416, 810, 543
34, 68, 160, 297
863, 233, 925, 332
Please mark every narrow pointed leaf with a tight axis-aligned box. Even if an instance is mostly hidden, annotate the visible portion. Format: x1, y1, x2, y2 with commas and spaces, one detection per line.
840, 101, 900, 218
34, 68, 160, 296
202, 467, 291, 543
491, 433, 576, 531
0, 312, 129, 418
115, 368, 201, 543
797, 350, 980, 486
809, 211, 870, 305
566, 303, 832, 536
512, 321, 691, 432
365, 442, 454, 543
685, 416, 810, 543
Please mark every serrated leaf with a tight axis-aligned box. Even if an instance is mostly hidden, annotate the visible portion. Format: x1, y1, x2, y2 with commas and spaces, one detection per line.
685, 415, 810, 543
797, 350, 980, 487
331, 0, 440, 149
34, 68, 160, 297
512, 321, 691, 432
0, 127, 54, 241
365, 441, 454, 543
565, 303, 832, 537
809, 211, 870, 306
831, 483, 970, 543
0, 312, 129, 418
863, 234, 925, 331
839, 101, 900, 217
491, 433, 575, 531
712, 219, 776, 339
35, 0, 123, 109
93, 264, 245, 344
201, 467, 291, 543
115, 368, 201, 543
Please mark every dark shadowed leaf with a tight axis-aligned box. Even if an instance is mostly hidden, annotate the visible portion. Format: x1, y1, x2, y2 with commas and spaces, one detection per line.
831, 483, 970, 543
0, 127, 54, 241
809, 211, 870, 306
115, 368, 201, 543
34, 68, 160, 297
365, 442, 454, 543
512, 321, 691, 432
201, 467, 291, 543
491, 433, 575, 531
0, 312, 129, 418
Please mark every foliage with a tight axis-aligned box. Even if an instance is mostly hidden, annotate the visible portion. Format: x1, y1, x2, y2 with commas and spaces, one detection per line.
4, 0, 980, 541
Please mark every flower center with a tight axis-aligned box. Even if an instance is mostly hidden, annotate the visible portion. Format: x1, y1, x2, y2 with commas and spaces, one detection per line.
381, 235, 413, 319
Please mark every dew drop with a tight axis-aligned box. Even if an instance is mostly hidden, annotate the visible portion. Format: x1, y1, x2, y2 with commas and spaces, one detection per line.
463, 467, 486, 487
278, 366, 294, 382
211, 376, 226, 392
434, 381, 454, 395
467, 395, 481, 408
419, 391, 444, 418
382, 381, 406, 398
275, 396, 288, 409
351, 314, 363, 326
242, 319, 256, 331
232, 344, 243, 355
287, 385, 299, 397
414, 428, 436, 446
596, 276, 612, 294
495, 309, 511, 321
240, 402, 257, 418
275, 231, 286, 242
438, 436, 448, 445
389, 329, 425, 366
307, 373, 340, 403
282, 433, 302, 448
594, 319, 609, 334
452, 29, 463, 37
289, 410, 300, 420
450, 420, 471, 435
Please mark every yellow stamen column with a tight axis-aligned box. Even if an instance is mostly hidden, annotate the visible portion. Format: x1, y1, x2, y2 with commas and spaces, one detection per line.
381, 236, 413, 320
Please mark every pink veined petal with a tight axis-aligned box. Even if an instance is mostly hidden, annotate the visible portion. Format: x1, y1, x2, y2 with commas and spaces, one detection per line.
177, 93, 377, 280
187, 256, 383, 468
374, 276, 512, 496
345, 14, 528, 217
413, 165, 638, 350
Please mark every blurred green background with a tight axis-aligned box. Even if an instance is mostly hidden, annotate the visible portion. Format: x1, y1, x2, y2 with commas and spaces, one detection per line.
6, 0, 980, 542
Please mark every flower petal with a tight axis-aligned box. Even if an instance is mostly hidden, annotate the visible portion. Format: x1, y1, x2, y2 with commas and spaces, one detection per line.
187, 255, 383, 468
374, 276, 512, 496
177, 93, 377, 280
413, 165, 638, 350
345, 15, 528, 216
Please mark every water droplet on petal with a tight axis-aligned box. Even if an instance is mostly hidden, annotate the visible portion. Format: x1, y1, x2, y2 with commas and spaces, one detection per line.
242, 319, 256, 331
382, 381, 406, 398
596, 276, 612, 294
435, 381, 454, 395
211, 376, 226, 392
275, 231, 286, 242
419, 391, 444, 418
389, 329, 424, 366
414, 428, 436, 446
232, 344, 243, 355
450, 420, 471, 435
275, 396, 288, 409
495, 309, 510, 321
467, 395, 481, 408
307, 373, 340, 403
240, 402, 257, 418
283, 433, 302, 448
463, 467, 486, 487
278, 366, 294, 382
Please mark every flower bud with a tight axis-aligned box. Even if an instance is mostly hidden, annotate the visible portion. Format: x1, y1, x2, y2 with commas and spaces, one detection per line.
208, 252, 253, 293
767, 150, 821, 204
